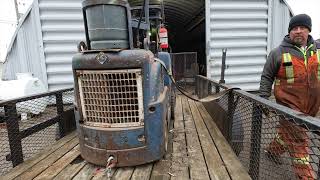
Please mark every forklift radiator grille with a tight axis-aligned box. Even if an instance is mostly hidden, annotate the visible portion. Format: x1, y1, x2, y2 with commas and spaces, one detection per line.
77, 69, 144, 127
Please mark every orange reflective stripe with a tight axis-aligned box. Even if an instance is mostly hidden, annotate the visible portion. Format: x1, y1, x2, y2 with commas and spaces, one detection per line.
283, 53, 294, 83
275, 133, 286, 147
292, 156, 310, 165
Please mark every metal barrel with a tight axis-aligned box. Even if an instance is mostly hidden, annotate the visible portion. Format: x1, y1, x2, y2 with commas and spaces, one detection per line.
82, 0, 133, 50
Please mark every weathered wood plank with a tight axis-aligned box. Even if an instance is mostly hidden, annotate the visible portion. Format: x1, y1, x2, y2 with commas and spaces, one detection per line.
91, 166, 118, 180
171, 96, 189, 180
150, 159, 171, 180
183, 97, 210, 180
34, 145, 81, 179
15, 137, 79, 180
188, 99, 231, 180
53, 157, 86, 180
72, 163, 97, 179
2, 131, 77, 180
131, 163, 153, 180
150, 99, 174, 180
196, 101, 251, 180
111, 167, 134, 180
174, 93, 184, 121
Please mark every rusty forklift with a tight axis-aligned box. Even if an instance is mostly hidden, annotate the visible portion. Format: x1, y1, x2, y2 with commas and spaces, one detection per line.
72, 0, 175, 167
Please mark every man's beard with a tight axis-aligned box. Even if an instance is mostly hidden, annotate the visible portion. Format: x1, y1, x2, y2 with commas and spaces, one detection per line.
293, 37, 304, 46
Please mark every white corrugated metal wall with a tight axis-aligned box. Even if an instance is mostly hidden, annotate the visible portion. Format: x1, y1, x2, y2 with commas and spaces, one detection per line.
270, 0, 292, 49
3, 6, 48, 87
3, 0, 85, 91
206, 0, 291, 90
39, 0, 84, 90
3, 0, 290, 91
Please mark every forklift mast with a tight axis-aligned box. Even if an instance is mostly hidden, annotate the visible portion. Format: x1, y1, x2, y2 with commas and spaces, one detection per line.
72, 0, 174, 167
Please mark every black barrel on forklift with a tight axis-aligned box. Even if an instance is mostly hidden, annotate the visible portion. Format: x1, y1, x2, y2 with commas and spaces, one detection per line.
82, 0, 133, 49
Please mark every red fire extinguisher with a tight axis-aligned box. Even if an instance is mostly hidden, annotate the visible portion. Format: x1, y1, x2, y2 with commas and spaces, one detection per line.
159, 26, 168, 49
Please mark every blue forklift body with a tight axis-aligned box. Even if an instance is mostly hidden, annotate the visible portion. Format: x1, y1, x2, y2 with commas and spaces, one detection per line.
73, 0, 174, 167
73, 49, 172, 166
158, 52, 172, 87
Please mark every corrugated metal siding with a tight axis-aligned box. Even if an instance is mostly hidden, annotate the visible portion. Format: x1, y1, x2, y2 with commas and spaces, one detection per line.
270, 0, 292, 50
3, 0, 290, 91
207, 0, 269, 90
2, 5, 47, 87
39, 0, 84, 91
206, 0, 290, 90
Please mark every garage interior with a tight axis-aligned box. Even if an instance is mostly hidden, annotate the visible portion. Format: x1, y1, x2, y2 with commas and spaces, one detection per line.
129, 0, 206, 75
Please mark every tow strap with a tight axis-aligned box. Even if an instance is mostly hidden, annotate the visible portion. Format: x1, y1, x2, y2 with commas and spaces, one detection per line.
154, 58, 240, 102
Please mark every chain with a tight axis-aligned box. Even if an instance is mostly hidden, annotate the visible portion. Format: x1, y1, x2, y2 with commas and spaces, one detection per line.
106, 156, 115, 179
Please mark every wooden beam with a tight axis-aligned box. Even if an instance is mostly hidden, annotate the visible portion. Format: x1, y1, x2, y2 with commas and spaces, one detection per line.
3, 131, 77, 180
171, 96, 189, 180
91, 167, 118, 180
15, 137, 79, 179
196, 101, 251, 180
72, 163, 96, 179
183, 97, 210, 180
188, 99, 231, 179
112, 167, 134, 180
53, 157, 86, 180
131, 163, 153, 180
34, 145, 81, 179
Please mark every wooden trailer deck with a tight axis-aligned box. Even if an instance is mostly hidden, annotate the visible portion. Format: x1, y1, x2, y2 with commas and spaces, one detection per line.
3, 95, 250, 180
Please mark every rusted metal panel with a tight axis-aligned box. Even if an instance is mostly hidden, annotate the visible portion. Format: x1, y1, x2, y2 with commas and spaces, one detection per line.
78, 126, 146, 150
73, 49, 169, 167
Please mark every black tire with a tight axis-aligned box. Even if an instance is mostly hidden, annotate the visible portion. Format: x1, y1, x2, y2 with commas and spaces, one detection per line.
170, 87, 176, 120
164, 111, 170, 153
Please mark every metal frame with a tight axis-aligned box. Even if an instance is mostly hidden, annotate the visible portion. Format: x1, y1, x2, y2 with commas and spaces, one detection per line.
195, 75, 320, 179
77, 69, 144, 128
0, 88, 75, 168
171, 52, 198, 84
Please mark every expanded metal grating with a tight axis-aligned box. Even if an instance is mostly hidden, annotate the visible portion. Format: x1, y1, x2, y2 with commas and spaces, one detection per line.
0, 89, 74, 175
77, 69, 144, 128
196, 75, 320, 180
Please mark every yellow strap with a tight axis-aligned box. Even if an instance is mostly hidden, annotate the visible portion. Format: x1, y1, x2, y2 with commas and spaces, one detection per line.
275, 79, 280, 86
283, 53, 294, 83
275, 134, 310, 165
292, 156, 310, 165
275, 134, 286, 147
317, 49, 320, 80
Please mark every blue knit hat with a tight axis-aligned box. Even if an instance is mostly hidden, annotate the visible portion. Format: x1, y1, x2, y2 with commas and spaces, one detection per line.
288, 14, 312, 33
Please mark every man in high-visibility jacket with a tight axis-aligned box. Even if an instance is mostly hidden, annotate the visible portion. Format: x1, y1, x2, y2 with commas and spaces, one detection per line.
259, 14, 320, 179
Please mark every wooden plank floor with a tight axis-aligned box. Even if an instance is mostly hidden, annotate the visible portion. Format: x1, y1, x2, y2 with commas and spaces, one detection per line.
3, 95, 251, 180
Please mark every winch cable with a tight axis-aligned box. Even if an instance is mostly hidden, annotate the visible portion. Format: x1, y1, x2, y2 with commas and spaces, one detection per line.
154, 58, 240, 102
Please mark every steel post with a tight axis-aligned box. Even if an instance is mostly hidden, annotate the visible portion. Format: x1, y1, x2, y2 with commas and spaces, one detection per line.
249, 103, 262, 178
5, 103, 23, 167
56, 93, 65, 138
